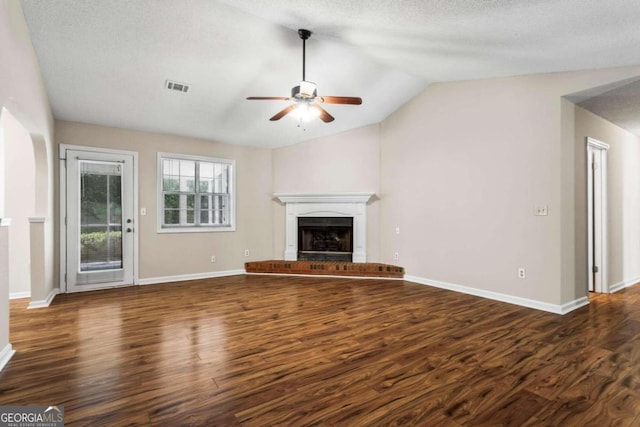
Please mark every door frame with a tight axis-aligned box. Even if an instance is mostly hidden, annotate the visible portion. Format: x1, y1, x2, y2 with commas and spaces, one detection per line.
59, 144, 139, 293
586, 137, 609, 293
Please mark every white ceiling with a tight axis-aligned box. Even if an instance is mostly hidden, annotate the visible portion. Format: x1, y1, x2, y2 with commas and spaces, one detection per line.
20, 0, 640, 148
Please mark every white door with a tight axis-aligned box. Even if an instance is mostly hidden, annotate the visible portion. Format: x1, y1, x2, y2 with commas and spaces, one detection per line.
587, 138, 608, 293
65, 149, 135, 292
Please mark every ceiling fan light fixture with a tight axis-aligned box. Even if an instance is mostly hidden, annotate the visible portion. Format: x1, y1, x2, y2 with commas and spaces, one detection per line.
289, 102, 320, 122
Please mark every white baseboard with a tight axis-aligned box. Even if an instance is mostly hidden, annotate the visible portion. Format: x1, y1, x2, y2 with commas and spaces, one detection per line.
138, 269, 245, 286
9, 291, 31, 300
27, 287, 59, 309
0, 343, 16, 372
609, 276, 640, 293
404, 275, 588, 315
558, 296, 590, 314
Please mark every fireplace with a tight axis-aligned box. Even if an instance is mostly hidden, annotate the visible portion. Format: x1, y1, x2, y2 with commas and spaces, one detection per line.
298, 217, 353, 262
275, 193, 374, 263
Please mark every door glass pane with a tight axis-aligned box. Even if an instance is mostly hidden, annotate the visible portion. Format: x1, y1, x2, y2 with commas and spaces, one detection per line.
80, 161, 123, 272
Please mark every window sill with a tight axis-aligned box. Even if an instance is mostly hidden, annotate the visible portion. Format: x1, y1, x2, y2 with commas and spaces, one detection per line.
157, 225, 236, 234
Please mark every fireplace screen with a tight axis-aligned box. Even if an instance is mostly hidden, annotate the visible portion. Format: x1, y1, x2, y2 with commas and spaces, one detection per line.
298, 217, 353, 262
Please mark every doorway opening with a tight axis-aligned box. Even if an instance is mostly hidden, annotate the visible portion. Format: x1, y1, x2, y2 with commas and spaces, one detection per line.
0, 108, 35, 300
0, 106, 39, 371
587, 137, 609, 293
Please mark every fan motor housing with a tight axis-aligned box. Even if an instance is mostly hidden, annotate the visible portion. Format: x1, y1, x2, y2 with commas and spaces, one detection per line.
292, 81, 317, 99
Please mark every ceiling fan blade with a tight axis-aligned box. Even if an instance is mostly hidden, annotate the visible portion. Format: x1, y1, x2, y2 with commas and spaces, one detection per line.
247, 96, 290, 101
317, 96, 362, 105
313, 105, 335, 123
270, 104, 297, 121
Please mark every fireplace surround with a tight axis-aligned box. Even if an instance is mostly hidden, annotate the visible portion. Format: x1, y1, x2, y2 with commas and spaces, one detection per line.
275, 193, 374, 263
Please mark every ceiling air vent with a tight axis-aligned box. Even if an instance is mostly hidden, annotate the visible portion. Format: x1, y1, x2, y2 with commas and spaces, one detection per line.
165, 80, 190, 93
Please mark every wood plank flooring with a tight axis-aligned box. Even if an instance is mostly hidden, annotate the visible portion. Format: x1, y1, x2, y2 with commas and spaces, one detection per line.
1, 275, 640, 426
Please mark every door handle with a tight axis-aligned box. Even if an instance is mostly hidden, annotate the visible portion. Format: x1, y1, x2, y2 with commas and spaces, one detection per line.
127, 228, 133, 233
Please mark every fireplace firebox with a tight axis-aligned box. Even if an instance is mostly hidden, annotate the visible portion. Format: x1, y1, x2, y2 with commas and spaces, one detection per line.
298, 217, 353, 262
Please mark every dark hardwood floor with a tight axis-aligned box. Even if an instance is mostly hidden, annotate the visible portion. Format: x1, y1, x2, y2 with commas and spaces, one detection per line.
1, 275, 639, 426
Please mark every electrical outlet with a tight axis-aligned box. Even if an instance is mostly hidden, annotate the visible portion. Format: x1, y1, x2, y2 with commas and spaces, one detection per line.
210, 255, 216, 263
244, 249, 250, 257
518, 268, 526, 279
535, 205, 548, 216
394, 252, 399, 261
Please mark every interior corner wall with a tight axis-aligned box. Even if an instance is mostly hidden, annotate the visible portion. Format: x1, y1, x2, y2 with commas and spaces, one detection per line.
55, 121, 273, 281
574, 105, 640, 291
271, 124, 381, 261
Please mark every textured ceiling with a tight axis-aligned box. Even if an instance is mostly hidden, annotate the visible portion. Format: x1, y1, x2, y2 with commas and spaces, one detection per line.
20, 0, 640, 147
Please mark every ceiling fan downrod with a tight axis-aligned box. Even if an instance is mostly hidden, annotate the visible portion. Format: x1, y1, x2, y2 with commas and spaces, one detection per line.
298, 29, 311, 82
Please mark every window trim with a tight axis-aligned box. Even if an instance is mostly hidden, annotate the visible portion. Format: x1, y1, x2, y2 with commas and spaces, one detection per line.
157, 152, 236, 233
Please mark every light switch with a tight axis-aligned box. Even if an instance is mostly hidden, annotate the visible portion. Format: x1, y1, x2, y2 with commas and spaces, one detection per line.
140, 207, 147, 216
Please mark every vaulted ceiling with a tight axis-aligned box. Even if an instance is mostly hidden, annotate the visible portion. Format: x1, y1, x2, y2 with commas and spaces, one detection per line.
20, 0, 640, 147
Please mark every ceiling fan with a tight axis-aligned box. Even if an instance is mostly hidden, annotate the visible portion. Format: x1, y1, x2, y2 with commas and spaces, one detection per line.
246, 29, 362, 123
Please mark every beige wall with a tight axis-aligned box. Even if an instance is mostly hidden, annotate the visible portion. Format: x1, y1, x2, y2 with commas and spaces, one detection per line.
574, 106, 640, 290
55, 121, 273, 280
379, 67, 640, 307
2, 110, 35, 296
271, 124, 381, 261
0, 0, 54, 365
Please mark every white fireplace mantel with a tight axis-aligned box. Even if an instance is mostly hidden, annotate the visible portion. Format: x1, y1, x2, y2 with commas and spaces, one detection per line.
275, 192, 375, 263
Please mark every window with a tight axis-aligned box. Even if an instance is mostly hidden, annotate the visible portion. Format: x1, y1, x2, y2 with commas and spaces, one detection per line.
157, 153, 235, 232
